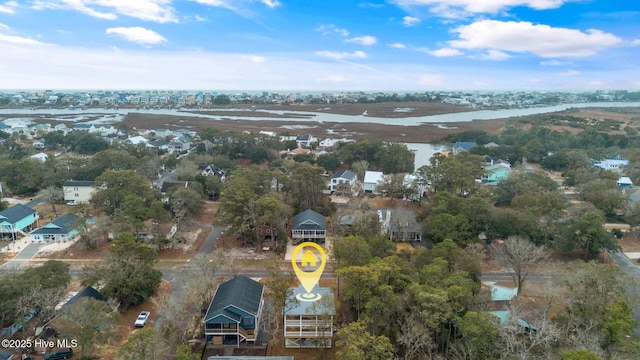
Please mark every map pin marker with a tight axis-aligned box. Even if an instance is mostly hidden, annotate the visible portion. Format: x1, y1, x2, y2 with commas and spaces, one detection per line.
291, 242, 326, 300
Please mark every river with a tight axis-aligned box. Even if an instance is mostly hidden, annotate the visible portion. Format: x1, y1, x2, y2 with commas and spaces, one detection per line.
1, 101, 639, 127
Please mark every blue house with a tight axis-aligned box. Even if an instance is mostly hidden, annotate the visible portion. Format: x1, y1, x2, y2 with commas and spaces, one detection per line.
203, 276, 264, 346
30, 214, 79, 243
0, 204, 39, 240
483, 163, 512, 183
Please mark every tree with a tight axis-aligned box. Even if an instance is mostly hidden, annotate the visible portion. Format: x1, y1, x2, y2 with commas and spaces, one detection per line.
82, 233, 162, 308
424, 152, 484, 196
263, 258, 297, 350
452, 311, 502, 360
316, 153, 340, 172
494, 236, 548, 295
335, 320, 395, 360
167, 185, 203, 227
351, 160, 369, 183
429, 213, 472, 244
92, 169, 158, 215
286, 162, 327, 214
560, 349, 602, 360
42, 185, 63, 217
175, 344, 200, 360
59, 297, 119, 359
561, 211, 618, 259
118, 328, 161, 360
332, 235, 372, 269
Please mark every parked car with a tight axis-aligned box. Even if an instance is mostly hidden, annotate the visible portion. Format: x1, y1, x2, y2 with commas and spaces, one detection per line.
65, 200, 77, 206
43, 348, 73, 360
134, 311, 150, 327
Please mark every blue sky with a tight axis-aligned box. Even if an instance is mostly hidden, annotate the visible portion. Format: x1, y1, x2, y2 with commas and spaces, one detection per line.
0, 0, 638, 91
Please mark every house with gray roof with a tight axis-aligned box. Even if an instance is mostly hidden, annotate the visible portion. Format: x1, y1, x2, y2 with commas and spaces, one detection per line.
329, 169, 358, 195
284, 286, 335, 348
31, 213, 79, 243
63, 180, 97, 204
291, 209, 326, 244
203, 275, 264, 346
453, 141, 477, 154
0, 204, 38, 240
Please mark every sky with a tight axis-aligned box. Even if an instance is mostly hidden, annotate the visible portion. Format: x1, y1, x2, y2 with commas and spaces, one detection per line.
0, 0, 639, 91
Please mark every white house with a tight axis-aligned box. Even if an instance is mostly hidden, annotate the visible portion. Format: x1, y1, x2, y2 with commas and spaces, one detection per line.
62, 181, 97, 204
329, 170, 358, 195
363, 171, 384, 194
594, 158, 629, 173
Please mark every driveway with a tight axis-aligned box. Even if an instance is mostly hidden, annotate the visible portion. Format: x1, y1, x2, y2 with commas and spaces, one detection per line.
0, 240, 43, 270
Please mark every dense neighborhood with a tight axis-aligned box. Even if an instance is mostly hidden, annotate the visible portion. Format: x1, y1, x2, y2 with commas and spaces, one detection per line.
1, 102, 640, 360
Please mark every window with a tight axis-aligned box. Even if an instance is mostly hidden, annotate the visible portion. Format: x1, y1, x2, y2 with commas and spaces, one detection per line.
243, 316, 253, 326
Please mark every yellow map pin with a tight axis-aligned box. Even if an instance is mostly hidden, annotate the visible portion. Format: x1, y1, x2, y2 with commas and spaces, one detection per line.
291, 242, 326, 301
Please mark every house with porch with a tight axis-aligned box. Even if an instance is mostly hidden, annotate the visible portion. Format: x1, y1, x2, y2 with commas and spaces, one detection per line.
203, 276, 264, 346
363, 171, 384, 195
379, 209, 422, 242
329, 169, 358, 195
284, 286, 335, 348
63, 180, 97, 204
291, 209, 326, 244
0, 204, 39, 240
30, 214, 79, 243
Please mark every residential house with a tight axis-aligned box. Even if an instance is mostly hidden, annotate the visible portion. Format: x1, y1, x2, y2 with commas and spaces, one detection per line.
30, 214, 79, 243
291, 209, 326, 244
203, 276, 265, 346
30, 152, 48, 162
452, 141, 477, 154
488, 284, 535, 332
125, 136, 148, 146
0, 204, 39, 240
296, 134, 316, 148
198, 164, 226, 181
168, 137, 191, 154
329, 170, 358, 195
617, 176, 633, 188
63, 181, 97, 204
379, 209, 422, 242
318, 137, 339, 148
594, 156, 629, 173
363, 171, 384, 195
33, 139, 46, 149
284, 286, 335, 348
482, 163, 512, 183
146, 139, 169, 152
73, 123, 95, 132
159, 181, 196, 203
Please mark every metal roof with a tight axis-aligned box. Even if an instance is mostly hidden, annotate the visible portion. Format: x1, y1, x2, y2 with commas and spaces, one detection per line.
203, 276, 264, 323
292, 209, 326, 230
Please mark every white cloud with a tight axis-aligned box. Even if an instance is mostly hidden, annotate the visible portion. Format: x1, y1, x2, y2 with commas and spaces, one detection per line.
242, 55, 266, 63
32, 0, 177, 23
345, 35, 377, 46
560, 70, 580, 76
403, 16, 420, 26
539, 59, 572, 66
315, 24, 349, 37
0, 1, 17, 14
479, 49, 510, 60
0, 34, 44, 45
389, 43, 406, 49
315, 50, 368, 60
449, 20, 622, 58
106, 27, 167, 45
260, 0, 280, 8
0, 22, 10, 31
632, 39, 640, 46
393, 0, 575, 18
429, 47, 463, 57
189, 0, 280, 14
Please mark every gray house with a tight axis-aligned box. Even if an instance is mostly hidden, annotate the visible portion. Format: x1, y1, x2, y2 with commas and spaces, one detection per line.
203, 276, 264, 346
291, 209, 326, 244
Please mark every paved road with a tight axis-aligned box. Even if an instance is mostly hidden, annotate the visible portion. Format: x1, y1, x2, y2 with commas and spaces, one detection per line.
0, 243, 43, 270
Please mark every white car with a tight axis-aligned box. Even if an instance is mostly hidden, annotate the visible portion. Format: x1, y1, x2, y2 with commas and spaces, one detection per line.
66, 200, 77, 206
134, 311, 150, 327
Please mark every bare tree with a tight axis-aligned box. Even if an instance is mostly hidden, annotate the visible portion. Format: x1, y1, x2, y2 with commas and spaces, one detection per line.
43, 185, 63, 217
494, 236, 548, 295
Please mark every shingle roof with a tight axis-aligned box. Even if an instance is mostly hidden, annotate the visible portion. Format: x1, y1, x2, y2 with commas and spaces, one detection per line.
454, 141, 477, 151
203, 276, 264, 323
64, 286, 104, 308
0, 204, 36, 224
31, 214, 79, 235
331, 169, 357, 180
292, 209, 326, 230
0, 349, 12, 360
160, 181, 191, 193
63, 180, 95, 187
